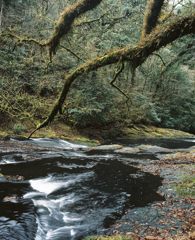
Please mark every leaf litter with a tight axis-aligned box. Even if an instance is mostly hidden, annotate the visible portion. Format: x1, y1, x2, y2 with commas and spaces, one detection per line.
108, 149, 195, 240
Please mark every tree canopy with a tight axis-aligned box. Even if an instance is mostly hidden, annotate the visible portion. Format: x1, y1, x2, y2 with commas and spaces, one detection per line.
0, 0, 195, 138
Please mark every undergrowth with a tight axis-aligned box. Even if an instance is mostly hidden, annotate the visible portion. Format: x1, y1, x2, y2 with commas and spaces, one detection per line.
0, 91, 55, 127
174, 174, 195, 197
174, 165, 195, 197
12, 123, 27, 135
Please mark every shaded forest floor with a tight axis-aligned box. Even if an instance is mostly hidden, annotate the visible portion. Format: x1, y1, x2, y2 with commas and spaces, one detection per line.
0, 116, 194, 144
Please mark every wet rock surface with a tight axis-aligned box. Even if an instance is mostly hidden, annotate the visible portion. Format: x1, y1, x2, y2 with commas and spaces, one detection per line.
106, 140, 195, 239
0, 138, 195, 239
107, 168, 191, 238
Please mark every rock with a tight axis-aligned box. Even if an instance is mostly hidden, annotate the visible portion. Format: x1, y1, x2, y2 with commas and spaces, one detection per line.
115, 147, 140, 154
0, 173, 7, 182
13, 136, 28, 141
3, 195, 23, 202
88, 144, 123, 151
137, 145, 173, 153
3, 135, 10, 141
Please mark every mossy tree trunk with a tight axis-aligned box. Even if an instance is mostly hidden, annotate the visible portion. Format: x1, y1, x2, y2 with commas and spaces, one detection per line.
46, 0, 103, 58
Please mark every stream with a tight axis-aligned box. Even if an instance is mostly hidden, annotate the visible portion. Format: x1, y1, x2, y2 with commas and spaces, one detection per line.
0, 137, 195, 240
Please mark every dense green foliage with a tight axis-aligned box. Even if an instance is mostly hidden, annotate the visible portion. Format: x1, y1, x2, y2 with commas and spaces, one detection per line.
0, 0, 195, 134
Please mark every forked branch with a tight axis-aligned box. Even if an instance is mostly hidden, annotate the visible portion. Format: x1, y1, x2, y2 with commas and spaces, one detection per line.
110, 62, 130, 100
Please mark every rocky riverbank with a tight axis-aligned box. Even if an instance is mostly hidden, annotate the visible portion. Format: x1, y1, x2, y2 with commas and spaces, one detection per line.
84, 143, 195, 240
1, 138, 195, 240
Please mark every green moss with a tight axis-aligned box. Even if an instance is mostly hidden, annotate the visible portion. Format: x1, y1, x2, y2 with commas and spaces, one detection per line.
153, 132, 163, 137
0, 131, 8, 137
144, 132, 152, 136
174, 168, 195, 197
39, 133, 46, 138
61, 136, 73, 141
156, 128, 164, 133
174, 182, 195, 197
75, 137, 89, 142
62, 126, 71, 130
71, 137, 99, 146
143, 126, 153, 132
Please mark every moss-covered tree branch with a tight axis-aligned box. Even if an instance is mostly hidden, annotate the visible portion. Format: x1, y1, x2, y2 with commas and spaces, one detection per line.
142, 0, 165, 37
45, 0, 103, 58
1, 0, 103, 58
28, 12, 195, 138
0, 33, 44, 46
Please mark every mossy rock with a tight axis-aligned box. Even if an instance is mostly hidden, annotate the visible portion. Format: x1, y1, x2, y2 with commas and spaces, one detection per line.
89, 144, 123, 151
0, 173, 7, 182
115, 147, 140, 154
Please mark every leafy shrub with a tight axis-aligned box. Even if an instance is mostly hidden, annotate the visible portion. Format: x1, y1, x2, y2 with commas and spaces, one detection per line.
65, 108, 108, 127
12, 123, 27, 135
146, 108, 161, 124
64, 71, 114, 127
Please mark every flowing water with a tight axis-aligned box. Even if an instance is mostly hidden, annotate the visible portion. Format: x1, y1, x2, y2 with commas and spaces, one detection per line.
0, 137, 195, 240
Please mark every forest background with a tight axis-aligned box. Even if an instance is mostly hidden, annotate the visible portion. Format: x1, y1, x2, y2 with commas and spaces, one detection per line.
0, 0, 195, 140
